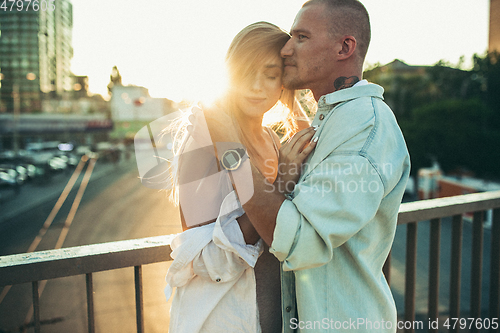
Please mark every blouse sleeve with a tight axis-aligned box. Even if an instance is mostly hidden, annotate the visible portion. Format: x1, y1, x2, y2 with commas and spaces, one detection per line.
192, 191, 263, 283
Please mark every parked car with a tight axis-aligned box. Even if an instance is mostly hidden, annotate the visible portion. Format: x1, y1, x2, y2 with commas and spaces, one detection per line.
0, 150, 37, 182
0, 164, 22, 194
96, 142, 121, 163
25, 141, 68, 173
56, 142, 80, 167
16, 162, 37, 181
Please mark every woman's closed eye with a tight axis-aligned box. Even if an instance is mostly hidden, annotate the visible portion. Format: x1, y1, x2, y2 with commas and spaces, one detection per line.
264, 69, 282, 80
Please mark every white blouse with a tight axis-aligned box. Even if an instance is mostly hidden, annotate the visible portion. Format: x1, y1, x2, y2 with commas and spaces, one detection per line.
165, 191, 263, 333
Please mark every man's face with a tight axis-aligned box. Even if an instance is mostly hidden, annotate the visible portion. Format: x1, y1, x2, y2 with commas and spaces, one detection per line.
281, 3, 339, 97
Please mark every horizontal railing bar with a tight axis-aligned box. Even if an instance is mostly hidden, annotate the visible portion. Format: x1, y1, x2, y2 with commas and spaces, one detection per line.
398, 190, 500, 224
0, 235, 176, 287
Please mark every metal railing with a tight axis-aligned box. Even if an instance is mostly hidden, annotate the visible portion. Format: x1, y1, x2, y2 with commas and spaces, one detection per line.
0, 235, 176, 333
1, 190, 500, 333
383, 190, 500, 333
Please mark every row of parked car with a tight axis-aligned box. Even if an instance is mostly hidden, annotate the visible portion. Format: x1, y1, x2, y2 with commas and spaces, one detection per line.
0, 140, 128, 197
0, 141, 93, 193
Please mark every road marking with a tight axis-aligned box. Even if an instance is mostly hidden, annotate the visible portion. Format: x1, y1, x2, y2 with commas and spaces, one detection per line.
55, 158, 96, 249
0, 155, 98, 332
27, 156, 89, 253
22, 158, 97, 331
0, 156, 89, 307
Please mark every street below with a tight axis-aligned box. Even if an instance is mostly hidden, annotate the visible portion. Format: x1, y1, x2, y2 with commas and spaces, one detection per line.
0, 157, 181, 333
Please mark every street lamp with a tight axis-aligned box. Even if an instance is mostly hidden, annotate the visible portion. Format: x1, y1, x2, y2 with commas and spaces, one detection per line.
12, 83, 20, 154
12, 73, 36, 154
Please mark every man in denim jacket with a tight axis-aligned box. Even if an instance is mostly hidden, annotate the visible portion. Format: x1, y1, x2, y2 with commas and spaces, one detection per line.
239, 0, 411, 332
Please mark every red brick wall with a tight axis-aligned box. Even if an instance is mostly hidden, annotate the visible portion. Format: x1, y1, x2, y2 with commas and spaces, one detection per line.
437, 179, 477, 198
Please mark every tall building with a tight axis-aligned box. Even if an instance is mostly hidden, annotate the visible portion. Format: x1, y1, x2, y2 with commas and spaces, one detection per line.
0, 0, 73, 114
490, 0, 500, 53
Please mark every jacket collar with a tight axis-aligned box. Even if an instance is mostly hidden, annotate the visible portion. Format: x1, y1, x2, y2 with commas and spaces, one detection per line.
295, 83, 385, 188
317, 82, 385, 108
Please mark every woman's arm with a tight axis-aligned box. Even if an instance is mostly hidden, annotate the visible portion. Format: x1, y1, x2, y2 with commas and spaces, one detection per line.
181, 204, 259, 245
178, 107, 260, 244
236, 214, 260, 244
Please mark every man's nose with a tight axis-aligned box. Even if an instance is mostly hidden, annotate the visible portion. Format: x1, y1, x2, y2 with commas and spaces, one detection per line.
281, 39, 293, 58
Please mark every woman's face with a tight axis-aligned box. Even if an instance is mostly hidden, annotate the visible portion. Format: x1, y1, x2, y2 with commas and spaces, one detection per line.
233, 54, 283, 118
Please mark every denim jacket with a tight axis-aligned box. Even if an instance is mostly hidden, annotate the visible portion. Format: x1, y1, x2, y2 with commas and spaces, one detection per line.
270, 82, 410, 332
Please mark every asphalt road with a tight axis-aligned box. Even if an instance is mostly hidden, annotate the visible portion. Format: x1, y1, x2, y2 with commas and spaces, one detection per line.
0, 157, 496, 332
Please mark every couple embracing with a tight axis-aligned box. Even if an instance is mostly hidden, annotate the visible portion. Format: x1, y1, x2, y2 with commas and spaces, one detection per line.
162, 0, 410, 332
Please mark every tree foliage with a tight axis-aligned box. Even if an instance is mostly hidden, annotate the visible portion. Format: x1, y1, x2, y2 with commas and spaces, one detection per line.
364, 52, 500, 178
400, 99, 499, 178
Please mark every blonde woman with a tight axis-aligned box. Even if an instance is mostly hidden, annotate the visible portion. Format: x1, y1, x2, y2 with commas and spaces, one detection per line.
164, 22, 314, 333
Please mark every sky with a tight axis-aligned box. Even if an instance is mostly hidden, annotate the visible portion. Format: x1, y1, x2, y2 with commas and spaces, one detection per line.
70, 0, 491, 102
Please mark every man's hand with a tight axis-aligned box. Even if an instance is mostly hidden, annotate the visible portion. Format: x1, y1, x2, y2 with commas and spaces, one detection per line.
276, 126, 317, 194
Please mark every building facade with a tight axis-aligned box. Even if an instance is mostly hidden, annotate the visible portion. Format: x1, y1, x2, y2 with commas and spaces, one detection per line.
490, 0, 500, 53
0, 0, 73, 114
0, 113, 113, 151
109, 84, 177, 140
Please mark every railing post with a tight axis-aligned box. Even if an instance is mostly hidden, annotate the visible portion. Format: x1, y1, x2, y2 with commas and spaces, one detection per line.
86, 273, 95, 333
449, 214, 463, 333
428, 218, 441, 332
32, 281, 41, 333
134, 266, 144, 333
405, 222, 418, 333
383, 251, 391, 286
471, 211, 484, 333
490, 208, 500, 330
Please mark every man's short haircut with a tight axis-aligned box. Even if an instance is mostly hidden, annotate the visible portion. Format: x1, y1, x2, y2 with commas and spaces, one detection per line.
303, 0, 371, 64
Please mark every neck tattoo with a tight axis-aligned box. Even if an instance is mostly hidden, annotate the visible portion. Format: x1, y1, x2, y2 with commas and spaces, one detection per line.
333, 76, 360, 91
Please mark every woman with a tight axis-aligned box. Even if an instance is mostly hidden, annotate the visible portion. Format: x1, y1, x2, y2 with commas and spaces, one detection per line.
164, 22, 313, 333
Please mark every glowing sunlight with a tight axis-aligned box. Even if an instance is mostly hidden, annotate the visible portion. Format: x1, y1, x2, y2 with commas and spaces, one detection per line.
70, 0, 489, 103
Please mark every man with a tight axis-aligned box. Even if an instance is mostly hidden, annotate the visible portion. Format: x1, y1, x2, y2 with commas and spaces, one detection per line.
240, 0, 411, 332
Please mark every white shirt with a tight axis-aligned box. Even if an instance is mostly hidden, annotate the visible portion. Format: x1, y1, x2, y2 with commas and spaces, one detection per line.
165, 191, 264, 333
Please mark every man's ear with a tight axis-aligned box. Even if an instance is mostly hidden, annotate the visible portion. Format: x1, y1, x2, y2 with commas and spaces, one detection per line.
338, 36, 356, 60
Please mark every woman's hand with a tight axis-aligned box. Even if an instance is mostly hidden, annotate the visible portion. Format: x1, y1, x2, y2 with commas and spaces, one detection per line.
275, 126, 318, 195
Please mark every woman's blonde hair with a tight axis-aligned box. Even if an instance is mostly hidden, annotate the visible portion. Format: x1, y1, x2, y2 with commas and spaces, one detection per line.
167, 22, 301, 204
225, 21, 299, 140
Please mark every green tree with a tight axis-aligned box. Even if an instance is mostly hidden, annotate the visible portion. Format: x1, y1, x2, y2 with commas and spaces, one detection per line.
401, 99, 500, 178
366, 54, 500, 179
471, 51, 500, 129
